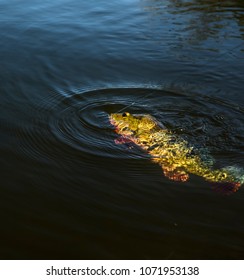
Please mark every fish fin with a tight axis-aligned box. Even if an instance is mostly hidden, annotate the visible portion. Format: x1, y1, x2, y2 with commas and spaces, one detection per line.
114, 136, 133, 145
211, 182, 241, 195
163, 167, 189, 182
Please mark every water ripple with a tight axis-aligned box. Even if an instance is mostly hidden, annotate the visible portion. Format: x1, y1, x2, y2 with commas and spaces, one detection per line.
15, 87, 243, 169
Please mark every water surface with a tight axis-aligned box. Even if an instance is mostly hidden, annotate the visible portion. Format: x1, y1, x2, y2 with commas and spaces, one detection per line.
0, 0, 244, 259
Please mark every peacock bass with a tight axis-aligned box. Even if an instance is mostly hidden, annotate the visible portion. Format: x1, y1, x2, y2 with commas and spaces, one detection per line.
110, 112, 243, 194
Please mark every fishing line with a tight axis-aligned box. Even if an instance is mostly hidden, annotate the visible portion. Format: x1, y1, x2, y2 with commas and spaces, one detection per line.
116, 90, 156, 113
115, 41, 244, 113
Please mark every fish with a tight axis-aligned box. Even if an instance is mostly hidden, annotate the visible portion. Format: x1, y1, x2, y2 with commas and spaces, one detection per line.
110, 112, 243, 194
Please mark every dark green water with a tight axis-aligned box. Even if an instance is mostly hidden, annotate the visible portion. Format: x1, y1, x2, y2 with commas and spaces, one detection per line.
0, 0, 244, 259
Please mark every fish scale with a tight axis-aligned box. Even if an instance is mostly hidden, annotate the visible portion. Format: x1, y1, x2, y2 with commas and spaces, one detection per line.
110, 112, 243, 194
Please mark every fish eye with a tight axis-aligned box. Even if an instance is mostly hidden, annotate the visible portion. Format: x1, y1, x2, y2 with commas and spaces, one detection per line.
222, 173, 227, 179
122, 112, 129, 117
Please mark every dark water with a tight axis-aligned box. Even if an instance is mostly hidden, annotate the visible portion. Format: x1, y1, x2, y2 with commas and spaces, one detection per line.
1, 0, 244, 259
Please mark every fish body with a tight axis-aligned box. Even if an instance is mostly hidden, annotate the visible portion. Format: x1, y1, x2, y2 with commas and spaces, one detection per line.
110, 112, 242, 193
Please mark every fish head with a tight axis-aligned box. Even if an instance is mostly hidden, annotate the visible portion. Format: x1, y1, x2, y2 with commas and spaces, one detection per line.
110, 112, 158, 136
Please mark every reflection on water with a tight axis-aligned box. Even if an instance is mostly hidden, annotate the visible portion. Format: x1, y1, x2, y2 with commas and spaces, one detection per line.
140, 0, 244, 101
142, 0, 244, 47
142, 0, 244, 45
0, 0, 244, 259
